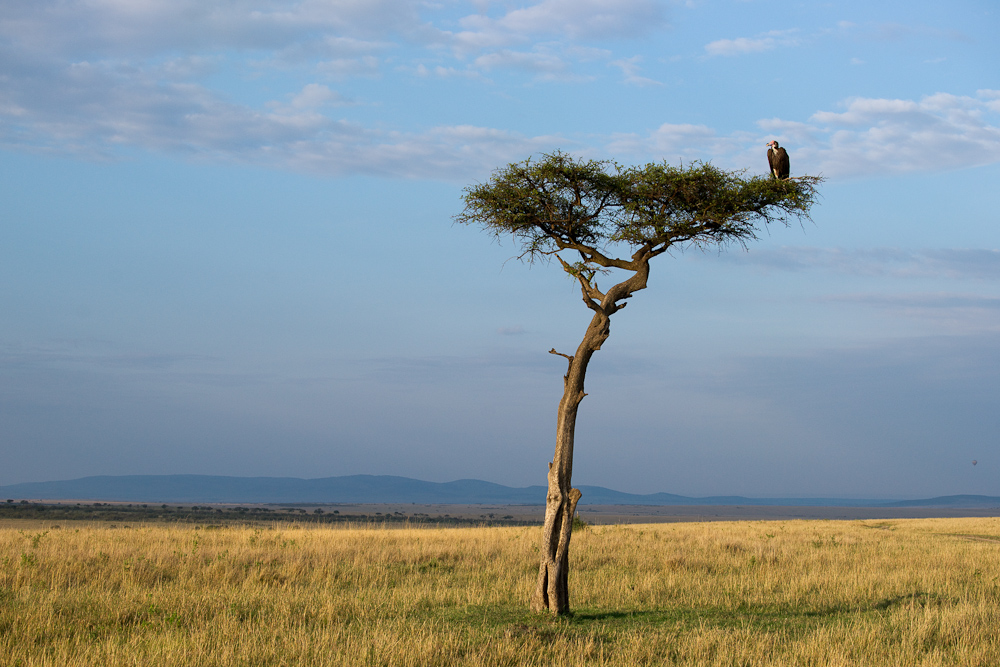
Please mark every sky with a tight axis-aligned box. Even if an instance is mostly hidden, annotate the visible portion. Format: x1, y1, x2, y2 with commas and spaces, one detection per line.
1, 0, 999, 499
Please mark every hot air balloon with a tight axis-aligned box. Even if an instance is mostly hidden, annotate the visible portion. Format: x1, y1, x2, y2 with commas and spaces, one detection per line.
972, 460, 978, 466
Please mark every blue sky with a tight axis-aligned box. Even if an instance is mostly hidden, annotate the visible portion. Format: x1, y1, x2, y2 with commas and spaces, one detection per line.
2, 0, 998, 498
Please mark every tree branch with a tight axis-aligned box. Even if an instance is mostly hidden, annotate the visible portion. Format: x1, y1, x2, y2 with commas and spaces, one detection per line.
548, 348, 574, 376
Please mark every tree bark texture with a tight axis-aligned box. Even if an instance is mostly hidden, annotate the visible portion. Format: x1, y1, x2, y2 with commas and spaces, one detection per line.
531, 261, 650, 615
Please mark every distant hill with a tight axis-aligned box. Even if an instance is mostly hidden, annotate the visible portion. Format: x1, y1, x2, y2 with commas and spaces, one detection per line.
881, 495, 1000, 508
4, 474, 998, 508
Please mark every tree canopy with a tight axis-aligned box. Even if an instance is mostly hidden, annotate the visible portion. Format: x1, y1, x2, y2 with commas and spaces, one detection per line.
457, 151, 820, 275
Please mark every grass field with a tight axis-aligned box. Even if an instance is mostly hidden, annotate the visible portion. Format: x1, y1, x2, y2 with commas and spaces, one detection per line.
3, 517, 999, 666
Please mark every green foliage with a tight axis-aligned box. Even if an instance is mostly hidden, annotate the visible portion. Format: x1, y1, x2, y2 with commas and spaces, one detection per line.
456, 152, 625, 259
456, 151, 821, 271
616, 161, 819, 247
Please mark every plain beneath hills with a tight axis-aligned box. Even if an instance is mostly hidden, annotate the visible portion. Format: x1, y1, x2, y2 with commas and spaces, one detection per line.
2, 474, 998, 509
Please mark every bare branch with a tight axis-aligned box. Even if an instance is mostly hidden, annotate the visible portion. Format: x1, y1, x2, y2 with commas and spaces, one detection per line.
548, 348, 575, 377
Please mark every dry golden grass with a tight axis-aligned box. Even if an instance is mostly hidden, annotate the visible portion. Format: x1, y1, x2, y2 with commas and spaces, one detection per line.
2, 517, 999, 666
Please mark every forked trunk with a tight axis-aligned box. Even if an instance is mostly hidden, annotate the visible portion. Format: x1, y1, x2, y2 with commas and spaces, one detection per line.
530, 262, 650, 615
530, 315, 607, 615
529, 404, 583, 614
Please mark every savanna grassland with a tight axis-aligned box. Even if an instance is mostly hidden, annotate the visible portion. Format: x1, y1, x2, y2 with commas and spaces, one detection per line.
2, 517, 999, 666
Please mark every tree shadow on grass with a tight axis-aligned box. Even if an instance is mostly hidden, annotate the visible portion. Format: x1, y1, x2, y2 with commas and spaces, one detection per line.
563, 602, 885, 633
570, 609, 667, 623
462, 594, 948, 639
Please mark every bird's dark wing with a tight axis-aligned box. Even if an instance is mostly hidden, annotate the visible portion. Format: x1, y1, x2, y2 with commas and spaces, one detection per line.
776, 148, 790, 179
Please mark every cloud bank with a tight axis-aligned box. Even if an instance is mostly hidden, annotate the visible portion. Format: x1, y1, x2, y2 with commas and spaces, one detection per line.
612, 91, 1000, 178
724, 247, 1000, 281
1, 2, 998, 180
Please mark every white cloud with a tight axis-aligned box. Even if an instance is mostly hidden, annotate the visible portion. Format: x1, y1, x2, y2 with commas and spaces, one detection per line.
2, 1, 610, 177
0, 0, 429, 57
339, 124, 566, 179
316, 56, 381, 79
474, 49, 568, 75
0, 52, 568, 179
495, 0, 667, 40
449, 25, 523, 55
566, 45, 613, 62
447, 0, 667, 57
289, 84, 342, 109
265, 84, 354, 116
0, 0, 672, 158
705, 29, 799, 56
466, 39, 610, 81
609, 56, 662, 87
705, 36, 774, 56
805, 92, 1000, 176
812, 98, 919, 124
411, 64, 483, 80
980, 90, 1000, 113
607, 122, 752, 162
607, 91, 1000, 178
320, 36, 392, 57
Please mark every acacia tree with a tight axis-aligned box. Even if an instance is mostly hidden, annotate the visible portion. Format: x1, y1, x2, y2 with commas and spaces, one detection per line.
456, 152, 821, 615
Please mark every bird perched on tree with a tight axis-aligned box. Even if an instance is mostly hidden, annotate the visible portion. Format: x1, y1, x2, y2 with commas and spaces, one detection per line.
767, 141, 790, 180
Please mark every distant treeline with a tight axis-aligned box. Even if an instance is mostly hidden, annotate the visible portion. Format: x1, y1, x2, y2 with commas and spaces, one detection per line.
0, 500, 540, 527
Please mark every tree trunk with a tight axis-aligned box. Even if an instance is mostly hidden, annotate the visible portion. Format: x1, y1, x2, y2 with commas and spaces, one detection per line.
530, 261, 650, 615
530, 312, 609, 615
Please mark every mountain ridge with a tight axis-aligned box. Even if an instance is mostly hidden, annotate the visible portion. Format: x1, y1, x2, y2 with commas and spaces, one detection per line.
3, 474, 998, 508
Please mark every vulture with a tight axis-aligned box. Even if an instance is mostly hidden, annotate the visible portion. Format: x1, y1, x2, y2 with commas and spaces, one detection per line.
766, 140, 790, 180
